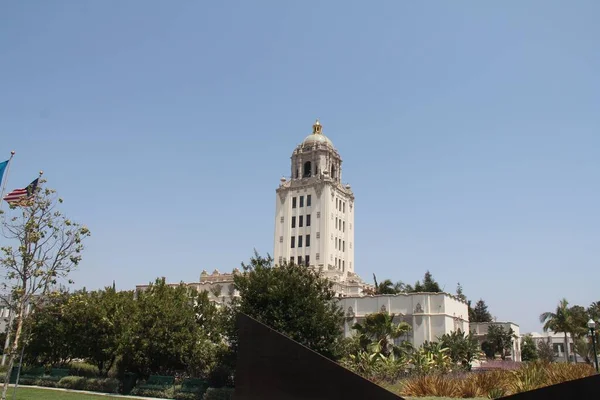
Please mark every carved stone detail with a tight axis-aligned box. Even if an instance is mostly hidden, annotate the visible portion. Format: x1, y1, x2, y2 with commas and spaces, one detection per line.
415, 303, 423, 313
315, 184, 324, 198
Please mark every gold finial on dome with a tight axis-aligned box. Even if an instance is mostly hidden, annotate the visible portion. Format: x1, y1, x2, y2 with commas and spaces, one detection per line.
312, 119, 323, 135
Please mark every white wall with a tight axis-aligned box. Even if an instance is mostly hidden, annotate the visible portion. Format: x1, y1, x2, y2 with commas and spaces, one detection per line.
339, 293, 469, 348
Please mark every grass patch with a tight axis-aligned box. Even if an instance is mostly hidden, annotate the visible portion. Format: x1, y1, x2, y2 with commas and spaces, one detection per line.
9, 387, 135, 399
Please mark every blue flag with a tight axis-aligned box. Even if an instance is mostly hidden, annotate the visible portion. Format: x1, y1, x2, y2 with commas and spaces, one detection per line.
0, 160, 8, 187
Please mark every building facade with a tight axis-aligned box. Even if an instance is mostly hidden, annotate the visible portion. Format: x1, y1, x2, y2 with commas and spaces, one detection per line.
135, 119, 522, 354
340, 293, 469, 348
470, 322, 522, 362
273, 120, 358, 290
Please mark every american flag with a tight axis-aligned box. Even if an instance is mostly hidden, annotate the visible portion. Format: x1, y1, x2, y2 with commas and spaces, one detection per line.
3, 178, 39, 205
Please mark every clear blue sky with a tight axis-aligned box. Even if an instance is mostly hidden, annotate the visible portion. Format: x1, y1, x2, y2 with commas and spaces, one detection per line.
1, 1, 598, 333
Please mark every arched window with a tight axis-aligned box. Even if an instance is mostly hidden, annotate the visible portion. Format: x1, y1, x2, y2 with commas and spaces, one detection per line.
303, 161, 312, 178
331, 164, 336, 180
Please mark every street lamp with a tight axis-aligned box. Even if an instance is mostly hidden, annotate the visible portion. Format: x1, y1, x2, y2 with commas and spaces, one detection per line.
588, 319, 599, 373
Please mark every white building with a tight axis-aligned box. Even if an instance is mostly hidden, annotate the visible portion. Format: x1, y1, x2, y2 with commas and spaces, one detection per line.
135, 119, 522, 353
340, 293, 469, 348
524, 331, 583, 363
273, 120, 365, 294
470, 322, 522, 362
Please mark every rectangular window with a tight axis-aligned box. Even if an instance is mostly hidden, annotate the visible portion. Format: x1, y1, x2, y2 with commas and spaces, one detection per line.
343, 241, 345, 251
306, 234, 310, 247
292, 197, 297, 208
278, 256, 283, 265
289, 256, 294, 264
298, 235, 303, 247
335, 198, 338, 210
279, 236, 283, 243
291, 216, 296, 228
298, 256, 303, 265
343, 221, 345, 232
300, 196, 304, 207
307, 195, 311, 207
339, 238, 341, 249
280, 216, 284, 223
291, 236, 295, 248
306, 214, 311, 227
335, 239, 337, 249
343, 202, 345, 213
316, 253, 320, 260
335, 257, 338, 267
316, 232, 320, 239
317, 211, 320, 218
305, 255, 310, 265
335, 217, 338, 229
299, 215, 304, 227
342, 260, 345, 271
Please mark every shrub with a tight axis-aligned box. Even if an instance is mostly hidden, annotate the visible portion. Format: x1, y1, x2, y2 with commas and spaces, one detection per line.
202, 387, 234, 400
544, 362, 595, 385
397, 361, 597, 398
57, 376, 120, 393
174, 391, 203, 400
57, 376, 87, 390
68, 362, 101, 378
130, 386, 176, 399
401, 374, 460, 398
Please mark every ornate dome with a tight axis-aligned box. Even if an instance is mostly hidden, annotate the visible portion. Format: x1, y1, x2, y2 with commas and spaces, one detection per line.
301, 119, 333, 148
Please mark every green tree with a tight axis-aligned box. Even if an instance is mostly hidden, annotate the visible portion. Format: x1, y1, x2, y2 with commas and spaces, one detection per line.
22, 292, 73, 366
588, 301, 600, 321
568, 305, 589, 363
537, 337, 555, 363
0, 181, 90, 400
119, 278, 213, 377
75, 288, 135, 376
371, 274, 407, 294
352, 312, 412, 359
234, 252, 344, 360
471, 299, 493, 323
520, 334, 539, 362
485, 324, 516, 360
439, 329, 482, 370
455, 283, 467, 302
409, 271, 441, 293
540, 298, 573, 363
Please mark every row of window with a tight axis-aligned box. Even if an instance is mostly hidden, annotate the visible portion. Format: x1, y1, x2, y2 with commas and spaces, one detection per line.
291, 235, 310, 248
279, 254, 319, 266
335, 217, 345, 232
280, 212, 321, 224
292, 214, 311, 228
292, 195, 311, 208
335, 197, 346, 213
290, 255, 309, 266
334, 238, 346, 252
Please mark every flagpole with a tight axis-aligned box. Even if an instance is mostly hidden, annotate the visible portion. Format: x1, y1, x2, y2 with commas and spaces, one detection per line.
0, 151, 16, 212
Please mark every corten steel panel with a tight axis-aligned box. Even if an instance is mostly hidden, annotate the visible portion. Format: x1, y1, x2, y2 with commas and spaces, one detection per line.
499, 373, 600, 400
234, 313, 404, 400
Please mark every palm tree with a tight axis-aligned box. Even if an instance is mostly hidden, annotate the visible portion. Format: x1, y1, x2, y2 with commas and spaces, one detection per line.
352, 312, 412, 358
540, 298, 573, 363
372, 274, 406, 294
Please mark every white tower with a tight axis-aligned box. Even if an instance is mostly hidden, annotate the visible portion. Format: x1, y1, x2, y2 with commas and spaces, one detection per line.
274, 120, 355, 282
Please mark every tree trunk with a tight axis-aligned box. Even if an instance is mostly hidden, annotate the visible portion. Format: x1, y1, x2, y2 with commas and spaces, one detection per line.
563, 332, 570, 363
1, 304, 25, 400
571, 333, 578, 363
